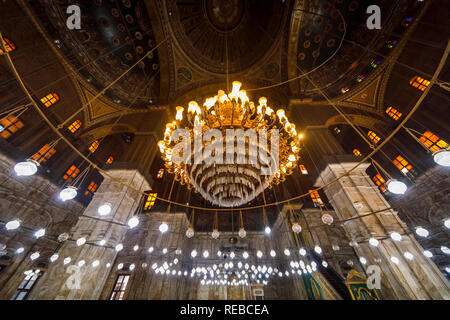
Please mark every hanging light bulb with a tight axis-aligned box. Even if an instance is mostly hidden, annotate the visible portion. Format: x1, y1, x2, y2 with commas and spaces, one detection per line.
115, 243, 123, 251
270, 250, 276, 257
321, 213, 334, 225
14, 159, 39, 176
76, 237, 86, 246
211, 228, 220, 239
299, 248, 306, 256
99, 239, 106, 246
403, 252, 414, 260
415, 226, 429, 237
59, 186, 77, 201
191, 249, 197, 258
148, 246, 154, 253
369, 238, 379, 247
186, 227, 195, 238
34, 228, 45, 238
5, 219, 20, 230
387, 179, 407, 195
133, 245, 139, 252
16, 247, 24, 254
77, 260, 85, 267
390, 232, 402, 241
291, 222, 302, 233
92, 260, 100, 268
127, 217, 139, 228
97, 203, 112, 216
30, 252, 40, 260
159, 222, 168, 233
243, 251, 249, 259
423, 250, 433, 258
332, 244, 340, 251
50, 254, 59, 262
63, 257, 71, 265
433, 149, 450, 166
359, 257, 367, 265
238, 227, 247, 238
314, 246, 322, 254
390, 256, 399, 264
256, 250, 263, 258
441, 246, 450, 254
230, 252, 235, 259
203, 250, 209, 258
264, 226, 271, 235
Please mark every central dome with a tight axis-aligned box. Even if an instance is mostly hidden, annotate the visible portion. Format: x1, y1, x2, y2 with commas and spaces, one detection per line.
205, 0, 245, 31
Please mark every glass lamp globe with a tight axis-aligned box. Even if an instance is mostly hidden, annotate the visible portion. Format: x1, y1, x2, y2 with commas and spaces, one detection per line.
423, 250, 433, 258
76, 237, 86, 246
359, 257, 367, 265
433, 149, 450, 166
243, 251, 249, 259
211, 229, 220, 239
185, 227, 195, 238
159, 222, 168, 233
238, 227, 247, 238
284, 249, 290, 256
14, 159, 39, 176
291, 222, 302, 233
314, 246, 322, 254
30, 252, 40, 260
50, 254, 59, 262
34, 228, 45, 238
5, 219, 20, 230
191, 249, 197, 258
63, 257, 71, 265
256, 250, 263, 258
59, 186, 77, 201
16, 247, 24, 254
270, 250, 276, 257
92, 260, 100, 267
404, 252, 414, 260
264, 226, 271, 235
387, 179, 407, 195
299, 248, 306, 256
415, 226, 429, 237
115, 243, 123, 251
98, 203, 112, 216
203, 250, 209, 258
390, 232, 402, 241
127, 217, 139, 228
369, 238, 379, 247
444, 219, 450, 229
57, 233, 69, 242
321, 213, 334, 225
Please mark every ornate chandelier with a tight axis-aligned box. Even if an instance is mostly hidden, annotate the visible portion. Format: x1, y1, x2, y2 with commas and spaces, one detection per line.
158, 81, 301, 207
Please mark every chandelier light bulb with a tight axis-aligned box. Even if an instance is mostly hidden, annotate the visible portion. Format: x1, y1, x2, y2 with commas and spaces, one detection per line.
50, 254, 59, 262
270, 250, 276, 257
264, 226, 271, 235
359, 257, 367, 265
403, 252, 414, 260
423, 250, 433, 258
314, 246, 322, 254
203, 250, 209, 258
162, 248, 168, 254
133, 245, 139, 252
76, 237, 86, 246
59, 186, 77, 201
5, 219, 20, 230
441, 246, 450, 254
432, 149, 450, 166
159, 222, 168, 233
191, 249, 197, 258
238, 227, 247, 238
77, 260, 85, 267
299, 248, 307, 256
387, 179, 407, 195
63, 257, 71, 265
92, 260, 100, 268
97, 203, 112, 216
128, 217, 139, 229
332, 244, 340, 251
291, 222, 302, 233
284, 249, 290, 256
148, 246, 154, 253
321, 213, 334, 225
186, 227, 195, 238
444, 219, 450, 229
243, 251, 249, 259
390, 256, 399, 264
211, 228, 220, 239
256, 250, 263, 258
34, 228, 45, 239
390, 232, 402, 241
14, 159, 39, 176
30, 252, 40, 260
115, 243, 123, 252
99, 239, 106, 246
230, 252, 235, 259
415, 227, 429, 237
16, 247, 24, 254
369, 238, 379, 247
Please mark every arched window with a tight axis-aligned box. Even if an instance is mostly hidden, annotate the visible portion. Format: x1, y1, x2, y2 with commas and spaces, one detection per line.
393, 155, 413, 174
110, 274, 130, 300
40, 93, 59, 108
353, 149, 362, 157
31, 144, 56, 163
106, 156, 114, 164
308, 190, 323, 206
143, 193, 157, 211
0, 37, 16, 54
372, 174, 387, 192
385, 107, 402, 120
409, 76, 430, 91
157, 168, 164, 179
63, 165, 80, 182
419, 131, 448, 153
0, 115, 24, 139
367, 131, 381, 144
68, 120, 82, 133
88, 140, 99, 153
84, 181, 98, 196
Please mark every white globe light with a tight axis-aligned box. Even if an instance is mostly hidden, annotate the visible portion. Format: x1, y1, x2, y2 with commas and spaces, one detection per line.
243, 251, 249, 259
390, 232, 402, 241
16, 247, 24, 254
264, 226, 271, 234
423, 250, 433, 258
191, 249, 197, 258
270, 250, 276, 257
92, 260, 100, 267
34, 228, 45, 238
256, 250, 263, 258
238, 227, 247, 238
186, 227, 195, 238
127, 217, 139, 228
133, 245, 139, 251
433, 149, 450, 166
59, 186, 77, 201
284, 249, 290, 256
148, 247, 154, 253
5, 219, 20, 230
117, 263, 123, 270
115, 243, 123, 251
332, 244, 340, 251
444, 219, 450, 229
14, 159, 38, 176
359, 257, 367, 265
390, 256, 399, 264
299, 248, 306, 256
203, 250, 209, 258
50, 254, 59, 262
211, 229, 220, 239
387, 179, 407, 195
159, 222, 168, 233
314, 246, 322, 254
441, 246, 450, 254
30, 252, 40, 260
403, 252, 414, 260
369, 238, 379, 247
321, 213, 334, 225
99, 239, 106, 246
446, 267, 450, 274
129, 264, 135, 271
162, 248, 168, 254
230, 252, 235, 259
291, 222, 302, 233
63, 257, 71, 265
76, 237, 86, 246
97, 203, 112, 216
78, 260, 85, 267
415, 227, 429, 237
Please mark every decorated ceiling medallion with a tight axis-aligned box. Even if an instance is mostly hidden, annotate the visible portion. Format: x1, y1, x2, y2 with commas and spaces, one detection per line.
158, 81, 301, 207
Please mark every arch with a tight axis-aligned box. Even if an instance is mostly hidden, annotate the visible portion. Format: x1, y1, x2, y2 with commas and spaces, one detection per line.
325, 114, 387, 132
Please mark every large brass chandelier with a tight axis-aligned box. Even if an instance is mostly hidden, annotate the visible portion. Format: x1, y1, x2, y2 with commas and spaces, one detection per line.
158, 81, 302, 207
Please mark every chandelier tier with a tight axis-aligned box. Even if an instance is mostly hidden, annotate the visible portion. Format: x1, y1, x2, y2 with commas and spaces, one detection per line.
158, 81, 302, 207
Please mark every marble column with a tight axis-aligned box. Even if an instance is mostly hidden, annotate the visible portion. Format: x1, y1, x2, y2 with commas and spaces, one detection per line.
315, 156, 450, 299
28, 167, 150, 300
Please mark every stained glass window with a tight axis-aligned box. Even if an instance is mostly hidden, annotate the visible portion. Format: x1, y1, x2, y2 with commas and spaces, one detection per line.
0, 37, 15, 54
353, 149, 362, 157
68, 120, 82, 133
143, 193, 157, 211
393, 155, 413, 174
372, 174, 387, 192
368, 131, 381, 144
299, 165, 308, 174
84, 181, 98, 196
89, 140, 99, 153
0, 115, 24, 139
409, 76, 430, 91
386, 107, 402, 120
110, 274, 130, 300
63, 165, 80, 182
40, 93, 59, 108
419, 131, 448, 153
309, 190, 323, 206
31, 144, 56, 163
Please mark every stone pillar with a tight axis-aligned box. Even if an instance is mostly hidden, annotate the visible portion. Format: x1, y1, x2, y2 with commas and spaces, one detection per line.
28, 167, 150, 300
315, 156, 450, 299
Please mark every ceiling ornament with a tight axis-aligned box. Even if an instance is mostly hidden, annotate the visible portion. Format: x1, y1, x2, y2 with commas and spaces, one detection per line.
158, 81, 302, 207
